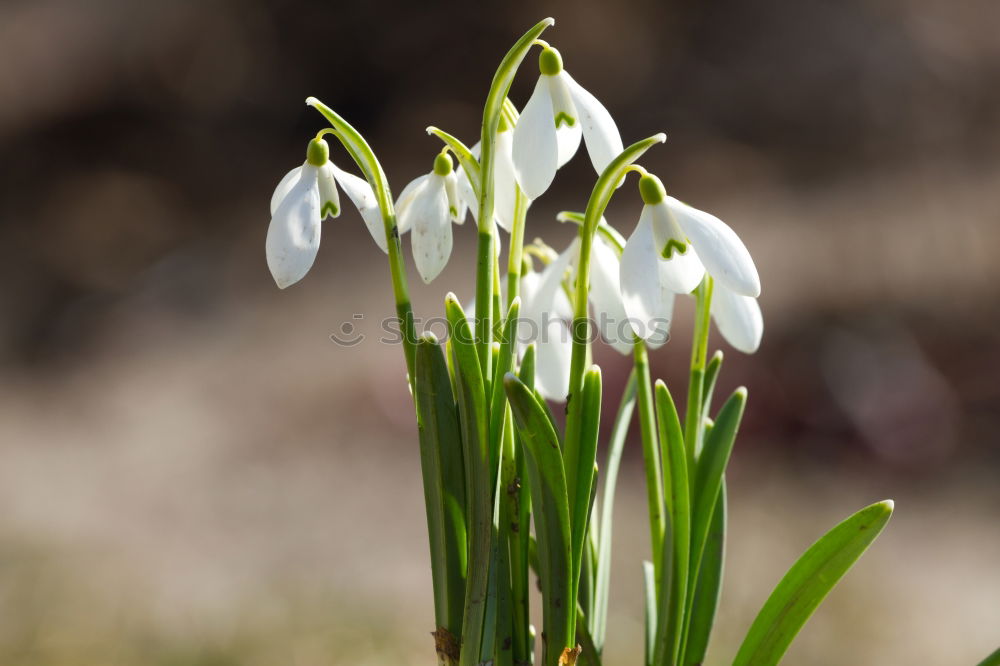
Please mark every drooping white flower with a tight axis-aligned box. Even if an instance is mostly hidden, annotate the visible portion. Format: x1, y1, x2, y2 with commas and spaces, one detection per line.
267, 137, 383, 289
396, 152, 466, 283
620, 173, 760, 341
512, 46, 624, 200
519, 229, 635, 401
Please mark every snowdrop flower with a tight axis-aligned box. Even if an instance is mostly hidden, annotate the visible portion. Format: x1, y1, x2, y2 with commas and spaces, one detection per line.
620, 173, 761, 341
520, 230, 635, 401
396, 152, 466, 283
267, 137, 384, 289
512, 46, 623, 200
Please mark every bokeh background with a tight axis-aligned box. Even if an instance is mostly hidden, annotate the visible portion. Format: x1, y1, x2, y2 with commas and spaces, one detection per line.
1, 0, 998, 664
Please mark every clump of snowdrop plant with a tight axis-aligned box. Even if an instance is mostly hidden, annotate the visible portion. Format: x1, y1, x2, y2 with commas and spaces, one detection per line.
266, 19, 897, 666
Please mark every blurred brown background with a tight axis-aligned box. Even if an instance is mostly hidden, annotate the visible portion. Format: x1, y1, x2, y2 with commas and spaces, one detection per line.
0, 0, 998, 664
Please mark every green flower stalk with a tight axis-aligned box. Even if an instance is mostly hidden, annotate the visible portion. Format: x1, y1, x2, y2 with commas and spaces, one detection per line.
302, 97, 418, 382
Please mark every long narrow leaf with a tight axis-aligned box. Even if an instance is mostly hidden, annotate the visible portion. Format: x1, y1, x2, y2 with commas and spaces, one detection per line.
682, 481, 726, 666
567, 366, 602, 632
414, 335, 467, 644
653, 380, 690, 666
504, 372, 574, 665
689, 389, 745, 586
732, 500, 894, 666
976, 647, 1000, 666
592, 370, 637, 649
445, 294, 491, 666
642, 561, 657, 666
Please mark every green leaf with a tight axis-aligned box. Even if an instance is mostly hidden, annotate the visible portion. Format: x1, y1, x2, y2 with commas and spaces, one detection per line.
689, 388, 745, 590
504, 372, 574, 665
445, 295, 492, 666
732, 500, 895, 666
510, 343, 535, 664
653, 380, 690, 666
682, 481, 726, 666
642, 561, 657, 666
575, 604, 603, 666
489, 299, 520, 457
701, 350, 723, 418
414, 335, 467, 637
592, 370, 637, 650
976, 647, 1000, 666
567, 365, 602, 630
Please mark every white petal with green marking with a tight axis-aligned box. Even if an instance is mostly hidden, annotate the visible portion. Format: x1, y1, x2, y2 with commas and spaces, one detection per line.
317, 162, 341, 220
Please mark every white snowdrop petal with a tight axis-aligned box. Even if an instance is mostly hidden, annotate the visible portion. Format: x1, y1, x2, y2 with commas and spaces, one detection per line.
512, 76, 559, 200
564, 71, 624, 176
266, 166, 322, 289
527, 238, 579, 324
667, 197, 761, 297
270, 166, 303, 215
317, 163, 341, 220
589, 238, 632, 354
657, 245, 706, 294
330, 163, 387, 253
494, 130, 518, 231
711, 285, 763, 354
534, 319, 573, 402
410, 176, 453, 283
619, 211, 664, 340
456, 165, 479, 224
394, 173, 431, 235
647, 290, 675, 350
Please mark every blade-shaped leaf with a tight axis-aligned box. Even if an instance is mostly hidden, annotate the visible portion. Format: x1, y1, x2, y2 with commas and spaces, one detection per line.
701, 350, 723, 419
682, 481, 726, 666
732, 500, 894, 666
414, 334, 467, 639
642, 561, 657, 666
689, 388, 745, 588
976, 647, 1000, 666
567, 365, 602, 631
504, 372, 574, 665
591, 370, 637, 649
653, 380, 690, 666
445, 294, 491, 666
